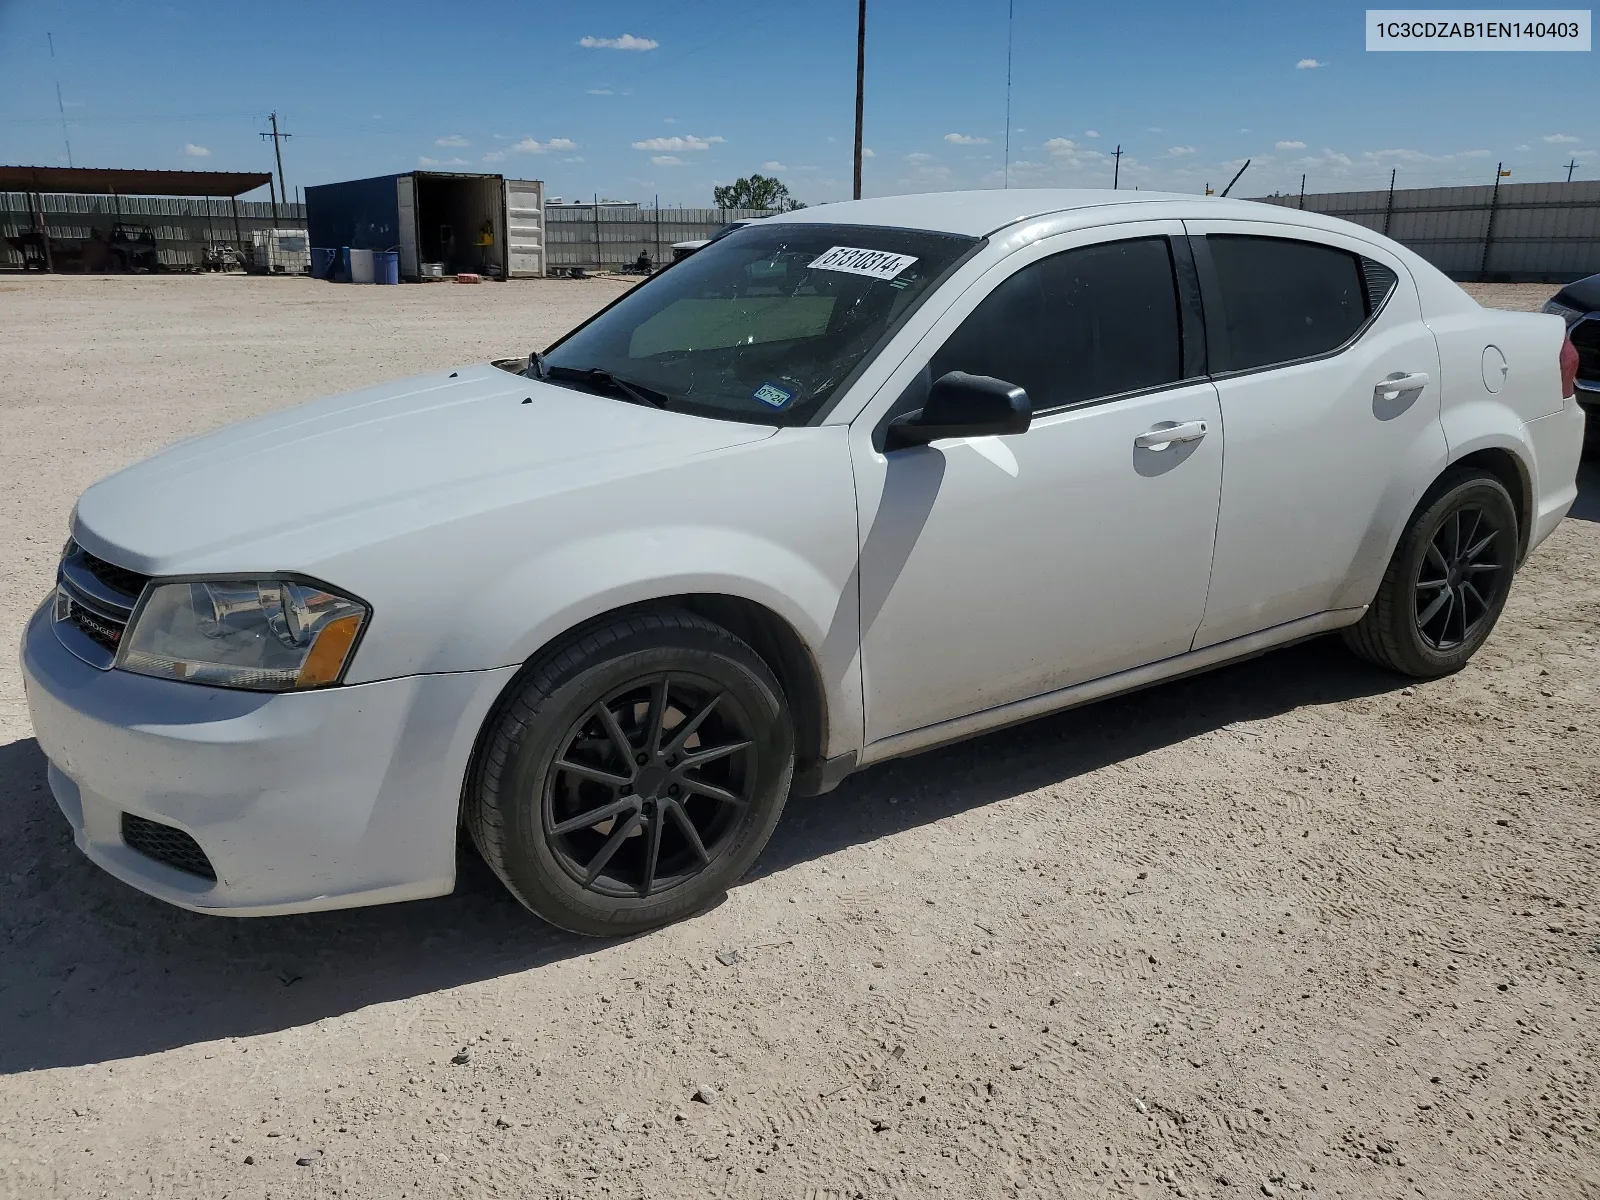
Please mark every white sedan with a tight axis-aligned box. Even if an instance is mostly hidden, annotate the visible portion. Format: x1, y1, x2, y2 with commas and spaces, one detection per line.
21, 190, 1586, 935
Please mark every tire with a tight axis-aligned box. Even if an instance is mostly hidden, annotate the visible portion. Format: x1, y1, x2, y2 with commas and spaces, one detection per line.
1342, 468, 1518, 678
465, 608, 795, 937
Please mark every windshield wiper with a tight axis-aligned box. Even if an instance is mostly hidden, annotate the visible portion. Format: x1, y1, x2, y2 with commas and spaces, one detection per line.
544, 364, 670, 409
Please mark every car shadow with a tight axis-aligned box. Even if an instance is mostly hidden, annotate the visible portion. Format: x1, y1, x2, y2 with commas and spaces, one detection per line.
1566, 457, 1600, 523
0, 635, 1404, 1075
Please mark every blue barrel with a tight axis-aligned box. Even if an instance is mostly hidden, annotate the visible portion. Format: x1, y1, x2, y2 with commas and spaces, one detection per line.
311, 247, 337, 280
373, 250, 400, 285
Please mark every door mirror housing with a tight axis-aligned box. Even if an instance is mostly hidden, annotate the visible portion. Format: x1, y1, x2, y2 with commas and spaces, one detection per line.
883, 371, 1032, 450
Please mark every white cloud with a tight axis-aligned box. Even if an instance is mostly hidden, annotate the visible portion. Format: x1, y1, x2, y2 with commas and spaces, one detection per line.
761, 160, 787, 171
1084, 130, 1100, 138
1239, 128, 1252, 133
1542, 133, 1580, 144
1573, 150, 1597, 159
1275, 140, 1306, 151
1167, 145, 1196, 156
434, 134, 469, 147
579, 33, 658, 50
861, 147, 875, 158
905, 151, 935, 163
419, 156, 469, 167
1043, 137, 1079, 155
944, 133, 989, 145
651, 155, 686, 166
1514, 144, 1530, 151
509, 137, 577, 154
631, 134, 724, 152
481, 151, 506, 163
1296, 57, 1324, 69
586, 87, 613, 95
183, 143, 210, 157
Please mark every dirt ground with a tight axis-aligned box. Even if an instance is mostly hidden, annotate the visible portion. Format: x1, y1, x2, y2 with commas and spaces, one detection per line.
0, 274, 1595, 1200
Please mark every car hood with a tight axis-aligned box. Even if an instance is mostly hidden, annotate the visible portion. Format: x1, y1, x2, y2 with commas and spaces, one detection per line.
72, 363, 775, 576
1553, 272, 1600, 313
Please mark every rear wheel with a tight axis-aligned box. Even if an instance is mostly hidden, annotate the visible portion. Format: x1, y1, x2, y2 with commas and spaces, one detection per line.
465, 609, 794, 936
1342, 469, 1517, 677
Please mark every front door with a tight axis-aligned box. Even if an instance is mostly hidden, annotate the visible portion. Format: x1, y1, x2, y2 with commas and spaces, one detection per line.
851, 224, 1226, 744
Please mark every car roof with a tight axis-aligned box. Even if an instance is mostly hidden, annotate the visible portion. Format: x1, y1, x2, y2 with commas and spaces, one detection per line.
758, 189, 1341, 239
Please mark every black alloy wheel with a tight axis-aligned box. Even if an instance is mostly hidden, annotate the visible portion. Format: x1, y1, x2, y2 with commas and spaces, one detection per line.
465, 608, 795, 936
1412, 503, 1508, 652
544, 672, 756, 899
1342, 468, 1518, 678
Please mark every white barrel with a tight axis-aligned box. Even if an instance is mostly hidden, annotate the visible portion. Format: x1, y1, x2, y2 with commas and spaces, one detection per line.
348, 248, 375, 284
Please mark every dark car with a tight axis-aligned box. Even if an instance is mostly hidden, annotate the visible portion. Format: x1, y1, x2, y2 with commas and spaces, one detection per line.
1543, 273, 1600, 444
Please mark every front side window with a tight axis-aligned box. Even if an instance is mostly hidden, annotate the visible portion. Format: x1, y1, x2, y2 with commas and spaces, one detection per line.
1206, 235, 1368, 371
543, 223, 977, 425
929, 237, 1185, 410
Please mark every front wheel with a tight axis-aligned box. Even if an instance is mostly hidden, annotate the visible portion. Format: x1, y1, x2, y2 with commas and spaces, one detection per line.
1342, 468, 1518, 677
464, 609, 795, 937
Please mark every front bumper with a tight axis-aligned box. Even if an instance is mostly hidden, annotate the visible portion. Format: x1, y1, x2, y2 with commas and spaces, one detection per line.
19, 601, 517, 916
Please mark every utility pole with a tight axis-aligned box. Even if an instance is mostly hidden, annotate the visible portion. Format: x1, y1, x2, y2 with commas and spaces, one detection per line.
1382, 167, 1397, 235
1566, 158, 1579, 183
260, 112, 292, 222
852, 0, 866, 200
1298, 173, 1306, 209
48, 33, 74, 167
1112, 144, 1122, 189
1002, 0, 1014, 188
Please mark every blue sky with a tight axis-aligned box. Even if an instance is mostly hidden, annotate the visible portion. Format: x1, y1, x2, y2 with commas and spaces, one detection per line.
1, 0, 1594, 205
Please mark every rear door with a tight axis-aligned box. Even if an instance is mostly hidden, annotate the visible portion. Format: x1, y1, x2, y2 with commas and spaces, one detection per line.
504, 179, 546, 278
1186, 220, 1446, 648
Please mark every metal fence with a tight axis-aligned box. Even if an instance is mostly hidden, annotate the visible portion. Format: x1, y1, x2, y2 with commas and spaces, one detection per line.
1252, 179, 1600, 282
546, 205, 781, 271
1, 192, 307, 270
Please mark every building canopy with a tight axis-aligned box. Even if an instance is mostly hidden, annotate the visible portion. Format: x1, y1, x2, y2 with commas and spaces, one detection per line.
0, 166, 273, 197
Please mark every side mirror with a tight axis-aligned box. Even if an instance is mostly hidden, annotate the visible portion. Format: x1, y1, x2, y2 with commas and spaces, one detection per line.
883, 371, 1032, 450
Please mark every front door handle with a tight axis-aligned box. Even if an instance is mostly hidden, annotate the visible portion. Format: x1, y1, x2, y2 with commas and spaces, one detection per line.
1374, 371, 1430, 401
1134, 420, 1209, 451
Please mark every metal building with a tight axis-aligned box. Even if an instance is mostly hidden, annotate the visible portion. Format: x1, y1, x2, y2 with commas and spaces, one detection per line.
305, 171, 544, 280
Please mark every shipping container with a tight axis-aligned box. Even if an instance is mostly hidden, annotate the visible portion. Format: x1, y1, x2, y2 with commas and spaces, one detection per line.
305, 171, 544, 281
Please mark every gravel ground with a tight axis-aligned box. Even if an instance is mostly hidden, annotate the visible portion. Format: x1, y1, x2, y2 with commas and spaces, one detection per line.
0, 275, 1595, 1200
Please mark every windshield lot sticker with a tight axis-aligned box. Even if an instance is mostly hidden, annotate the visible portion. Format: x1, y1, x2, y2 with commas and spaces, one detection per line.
753, 382, 796, 409
808, 246, 919, 280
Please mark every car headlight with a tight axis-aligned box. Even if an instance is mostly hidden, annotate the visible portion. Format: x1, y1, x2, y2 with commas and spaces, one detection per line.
1541, 298, 1586, 328
116, 578, 368, 691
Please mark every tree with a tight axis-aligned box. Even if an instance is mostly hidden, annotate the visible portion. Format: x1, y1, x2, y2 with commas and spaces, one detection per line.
713, 174, 805, 211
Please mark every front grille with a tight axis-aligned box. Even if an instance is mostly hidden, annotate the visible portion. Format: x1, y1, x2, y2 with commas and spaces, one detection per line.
53, 542, 149, 669
70, 605, 126, 652
1570, 317, 1600, 382
121, 813, 217, 882
79, 549, 151, 600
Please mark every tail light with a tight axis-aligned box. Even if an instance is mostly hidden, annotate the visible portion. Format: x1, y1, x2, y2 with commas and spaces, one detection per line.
1559, 335, 1579, 398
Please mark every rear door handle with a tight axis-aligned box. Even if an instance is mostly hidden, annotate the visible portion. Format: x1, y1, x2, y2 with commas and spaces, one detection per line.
1375, 371, 1430, 400
1134, 420, 1209, 451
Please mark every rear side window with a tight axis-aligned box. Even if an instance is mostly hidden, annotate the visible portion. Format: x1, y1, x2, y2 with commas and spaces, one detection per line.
931, 237, 1184, 410
1207, 235, 1368, 371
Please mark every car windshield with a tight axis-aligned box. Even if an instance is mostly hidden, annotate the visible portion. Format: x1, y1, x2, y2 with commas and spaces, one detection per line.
542, 223, 978, 425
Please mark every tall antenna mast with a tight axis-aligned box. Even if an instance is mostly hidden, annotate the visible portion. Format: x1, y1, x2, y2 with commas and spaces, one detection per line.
48, 33, 74, 167
1003, 0, 1015, 188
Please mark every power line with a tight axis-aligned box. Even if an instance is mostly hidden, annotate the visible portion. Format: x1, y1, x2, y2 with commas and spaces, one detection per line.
1003, 0, 1014, 188
47, 32, 73, 167
260, 111, 292, 219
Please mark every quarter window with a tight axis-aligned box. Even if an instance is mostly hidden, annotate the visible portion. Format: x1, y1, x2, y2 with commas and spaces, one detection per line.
930, 237, 1185, 410
1206, 235, 1369, 371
